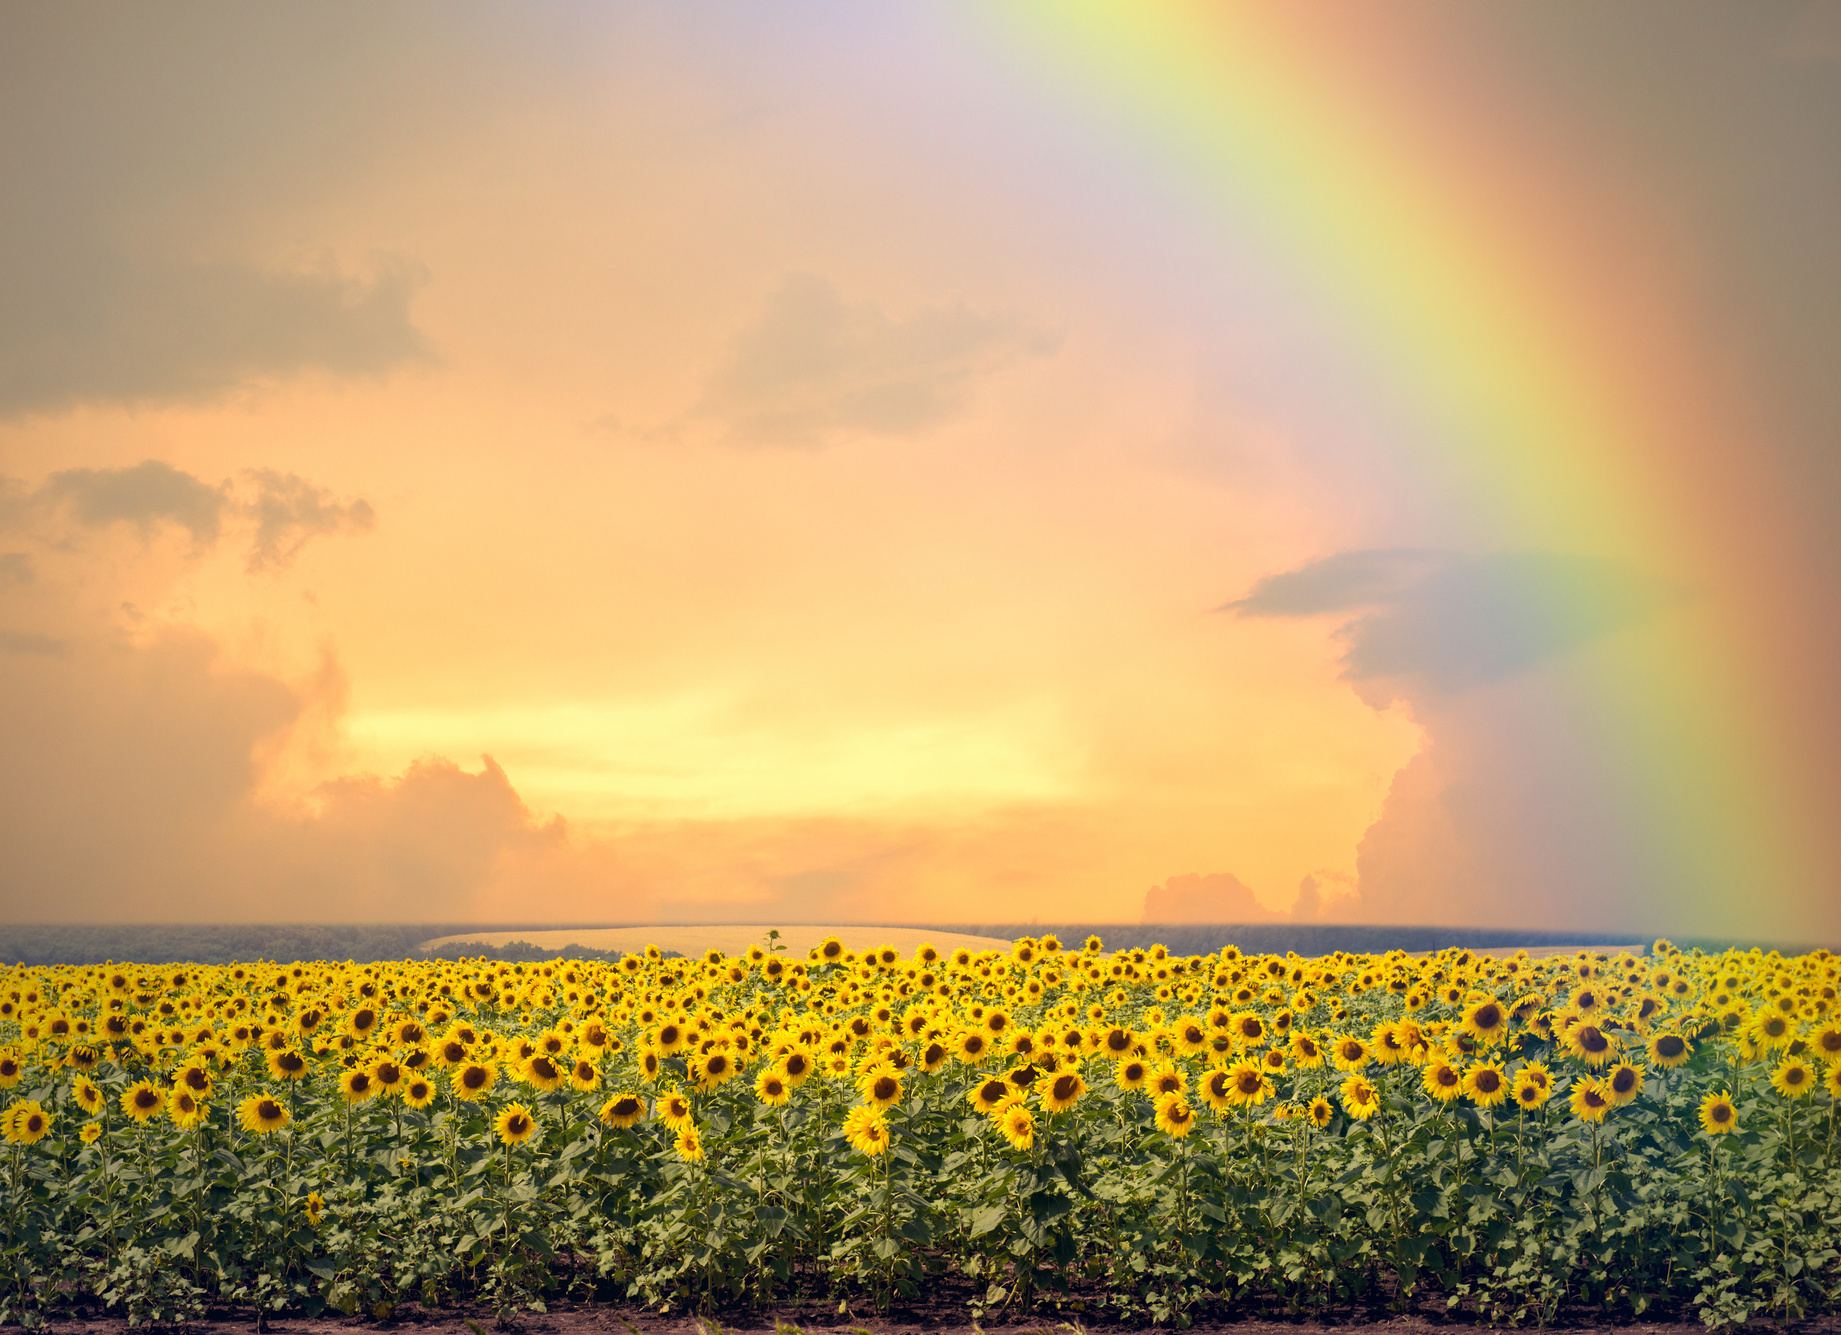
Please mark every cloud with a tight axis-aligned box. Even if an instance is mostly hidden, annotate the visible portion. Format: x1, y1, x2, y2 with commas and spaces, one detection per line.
0, 631, 64, 657
1223, 549, 1701, 933
1143, 872, 1279, 924
16, 460, 373, 572
242, 469, 377, 573
0, 626, 568, 922
1227, 548, 1671, 699
0, 254, 432, 418
42, 460, 227, 546
694, 272, 1060, 447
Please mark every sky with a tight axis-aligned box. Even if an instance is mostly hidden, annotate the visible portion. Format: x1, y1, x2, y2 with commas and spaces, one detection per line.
2, 1, 1838, 938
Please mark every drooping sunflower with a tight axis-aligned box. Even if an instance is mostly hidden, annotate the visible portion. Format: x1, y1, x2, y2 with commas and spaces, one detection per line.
494, 1103, 539, 1146
1042, 1071, 1086, 1113
121, 1080, 165, 1123
238, 1093, 290, 1134
1698, 1090, 1738, 1135
1569, 1078, 1612, 1123
1153, 1092, 1196, 1138
452, 1062, 497, 1102
996, 1101, 1036, 1151
843, 1105, 891, 1157
1604, 1062, 1644, 1106
522, 1054, 566, 1092
1339, 1074, 1380, 1121
599, 1092, 647, 1128
1771, 1056, 1816, 1100
1647, 1032, 1693, 1069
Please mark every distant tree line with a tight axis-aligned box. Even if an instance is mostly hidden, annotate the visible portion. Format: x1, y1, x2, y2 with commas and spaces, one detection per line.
0, 921, 1814, 967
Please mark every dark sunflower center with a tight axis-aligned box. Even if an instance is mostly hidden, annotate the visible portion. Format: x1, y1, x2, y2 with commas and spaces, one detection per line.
258, 1100, 282, 1120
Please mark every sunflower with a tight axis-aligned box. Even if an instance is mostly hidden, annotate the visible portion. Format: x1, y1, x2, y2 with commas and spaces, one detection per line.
843, 1105, 891, 1156
72, 1075, 105, 1116
1771, 1056, 1816, 1100
1698, 1090, 1738, 1135
996, 1101, 1036, 1151
346, 1006, 382, 1041
521, 1054, 566, 1092
1569, 1078, 1612, 1123
121, 1080, 165, 1123
79, 1121, 102, 1145
1111, 1057, 1148, 1091
1562, 1021, 1617, 1067
674, 1126, 704, 1162
1568, 985, 1606, 1018
1339, 1074, 1380, 1121
748, 1068, 788, 1105
238, 1093, 290, 1134
1604, 1062, 1644, 1106
372, 1059, 405, 1096
779, 1050, 814, 1086
1646, 1032, 1693, 1069
4, 1101, 51, 1145
659, 1090, 694, 1131
1306, 1095, 1334, 1128
1422, 1059, 1464, 1102
305, 1191, 325, 1227
402, 1077, 436, 1109
599, 1091, 647, 1128
1042, 1071, 1086, 1113
1289, 1033, 1324, 1068
1810, 1024, 1841, 1065
1228, 1060, 1274, 1108
267, 1048, 310, 1082
452, 1062, 496, 1101
170, 1089, 208, 1129
1199, 1068, 1235, 1112
494, 1103, 539, 1146
1147, 1062, 1187, 1100
1099, 1026, 1138, 1059
0, 1055, 23, 1088
1153, 1092, 1197, 1138
1329, 1034, 1370, 1071
1462, 998, 1509, 1046
339, 1069, 378, 1104
1464, 1063, 1510, 1108
957, 1031, 992, 1065
860, 1071, 903, 1111
1511, 1075, 1549, 1109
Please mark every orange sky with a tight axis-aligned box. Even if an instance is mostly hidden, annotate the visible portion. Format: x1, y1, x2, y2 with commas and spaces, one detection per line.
2, 4, 1837, 936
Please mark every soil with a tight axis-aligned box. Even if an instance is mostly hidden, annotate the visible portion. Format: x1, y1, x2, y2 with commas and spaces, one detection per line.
20, 1286, 1841, 1335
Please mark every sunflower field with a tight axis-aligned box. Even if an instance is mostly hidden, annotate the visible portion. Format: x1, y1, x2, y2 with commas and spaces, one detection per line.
3, 935, 1840, 1328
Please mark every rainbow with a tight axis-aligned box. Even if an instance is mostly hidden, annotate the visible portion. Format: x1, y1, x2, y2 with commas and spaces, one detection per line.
971, 2, 1826, 933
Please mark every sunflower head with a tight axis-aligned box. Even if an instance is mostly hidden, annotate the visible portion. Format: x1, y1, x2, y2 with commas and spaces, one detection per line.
1153, 1092, 1196, 1138
996, 1101, 1036, 1151
494, 1103, 539, 1146
1698, 1090, 1738, 1135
